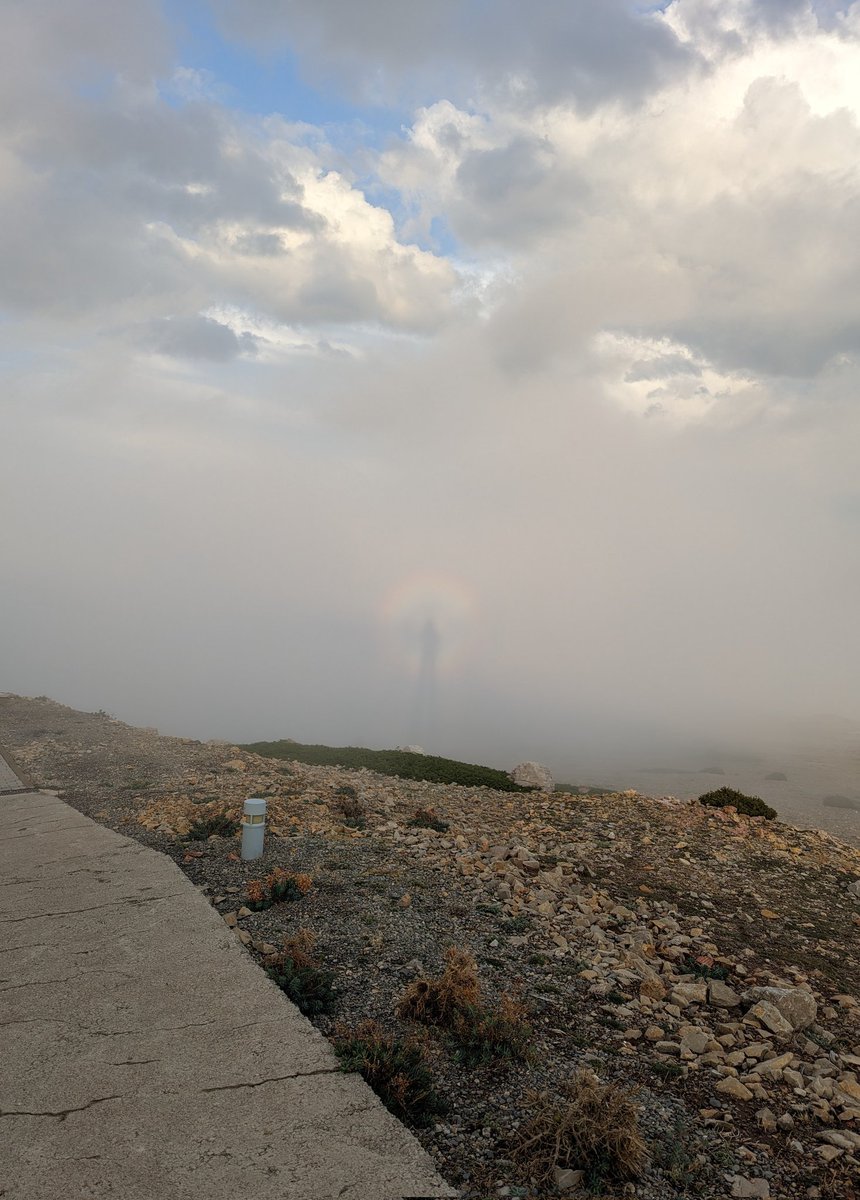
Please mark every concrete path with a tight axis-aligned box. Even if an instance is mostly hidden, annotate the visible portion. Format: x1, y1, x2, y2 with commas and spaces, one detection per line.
0, 780, 454, 1199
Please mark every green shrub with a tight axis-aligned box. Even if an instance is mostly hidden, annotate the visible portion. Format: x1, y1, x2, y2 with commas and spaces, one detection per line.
245, 868, 313, 911
333, 1020, 445, 1126
239, 740, 530, 792
397, 947, 531, 1068
265, 930, 336, 1016
698, 786, 777, 821
406, 807, 449, 832
186, 813, 240, 840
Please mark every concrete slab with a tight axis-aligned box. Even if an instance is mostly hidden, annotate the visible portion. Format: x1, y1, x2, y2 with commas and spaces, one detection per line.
0, 790, 454, 1200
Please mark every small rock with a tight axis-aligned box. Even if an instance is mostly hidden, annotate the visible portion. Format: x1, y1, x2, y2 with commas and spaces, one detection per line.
731, 1177, 770, 1198
709, 979, 742, 1008
747, 1000, 794, 1037
553, 1167, 584, 1191
756, 1107, 777, 1132
680, 1027, 711, 1055
223, 912, 238, 928
237, 906, 252, 918
716, 1077, 755, 1101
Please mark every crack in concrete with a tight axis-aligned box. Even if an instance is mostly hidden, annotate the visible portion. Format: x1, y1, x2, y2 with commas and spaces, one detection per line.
0, 892, 188, 923
1, 1094, 121, 1121
199, 1065, 337, 1093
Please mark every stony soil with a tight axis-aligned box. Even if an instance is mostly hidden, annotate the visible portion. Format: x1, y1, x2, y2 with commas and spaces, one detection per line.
2, 694, 859, 1200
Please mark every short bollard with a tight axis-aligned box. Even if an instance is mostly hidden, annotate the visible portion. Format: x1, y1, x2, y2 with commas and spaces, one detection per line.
241, 797, 266, 861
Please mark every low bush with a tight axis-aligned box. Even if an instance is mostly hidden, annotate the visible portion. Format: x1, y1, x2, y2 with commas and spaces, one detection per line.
265, 930, 336, 1016
245, 867, 313, 911
406, 807, 449, 832
448, 993, 532, 1067
186, 812, 240, 840
333, 1020, 445, 1127
333, 785, 367, 827
398, 946, 531, 1067
513, 1070, 647, 1191
239, 740, 530, 792
698, 786, 777, 821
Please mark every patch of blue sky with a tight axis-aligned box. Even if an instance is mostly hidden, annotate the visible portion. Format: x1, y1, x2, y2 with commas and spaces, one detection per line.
161, 0, 406, 148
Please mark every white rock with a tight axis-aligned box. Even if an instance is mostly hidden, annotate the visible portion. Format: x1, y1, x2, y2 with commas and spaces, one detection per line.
510, 761, 555, 792
731, 1177, 770, 1198
743, 987, 817, 1031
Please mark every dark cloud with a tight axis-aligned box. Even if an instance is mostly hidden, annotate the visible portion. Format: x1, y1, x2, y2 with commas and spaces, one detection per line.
211, 0, 697, 111
141, 315, 258, 361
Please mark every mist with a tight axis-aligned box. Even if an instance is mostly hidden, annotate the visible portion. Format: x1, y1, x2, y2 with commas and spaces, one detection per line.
3, 2, 860, 839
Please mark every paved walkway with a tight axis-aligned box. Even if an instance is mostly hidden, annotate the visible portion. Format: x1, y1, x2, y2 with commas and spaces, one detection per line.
0, 776, 453, 1199
0, 746, 29, 795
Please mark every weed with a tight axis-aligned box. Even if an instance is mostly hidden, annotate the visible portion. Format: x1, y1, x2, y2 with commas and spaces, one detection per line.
513, 1070, 647, 1191
652, 1060, 684, 1081
186, 812, 240, 841
448, 994, 532, 1068
245, 867, 313, 911
678, 954, 729, 980
528, 953, 550, 966
605, 990, 629, 1005
397, 947, 531, 1068
333, 785, 367, 827
398, 947, 482, 1024
333, 1020, 445, 1127
500, 915, 532, 935
407, 807, 449, 832
265, 929, 336, 1016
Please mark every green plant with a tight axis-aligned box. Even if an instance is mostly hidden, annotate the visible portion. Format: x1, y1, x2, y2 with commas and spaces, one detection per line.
265, 930, 335, 1016
397, 947, 531, 1068
333, 1020, 445, 1127
406, 807, 449, 832
186, 812, 240, 840
513, 1071, 647, 1191
678, 954, 729, 980
605, 990, 629, 1005
652, 1060, 684, 1081
238, 740, 531, 792
698, 787, 777, 821
245, 868, 313, 911
333, 785, 367, 827
448, 995, 532, 1068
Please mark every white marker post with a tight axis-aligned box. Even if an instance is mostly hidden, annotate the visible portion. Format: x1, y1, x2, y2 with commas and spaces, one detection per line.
241, 797, 266, 861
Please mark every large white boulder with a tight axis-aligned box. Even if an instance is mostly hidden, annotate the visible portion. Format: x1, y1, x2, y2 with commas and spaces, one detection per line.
510, 761, 555, 792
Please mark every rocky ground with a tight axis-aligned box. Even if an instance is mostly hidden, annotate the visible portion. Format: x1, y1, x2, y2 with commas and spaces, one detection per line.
2, 694, 859, 1200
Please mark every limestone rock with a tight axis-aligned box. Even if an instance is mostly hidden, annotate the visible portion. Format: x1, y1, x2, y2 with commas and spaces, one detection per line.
747, 1000, 794, 1037
510, 762, 555, 793
731, 1177, 770, 1198
709, 979, 742, 1008
716, 1077, 755, 1101
743, 987, 817, 1031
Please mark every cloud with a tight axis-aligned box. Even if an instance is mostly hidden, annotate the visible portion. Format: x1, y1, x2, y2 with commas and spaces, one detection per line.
211, 0, 696, 110
140, 314, 259, 362
3, 0, 860, 766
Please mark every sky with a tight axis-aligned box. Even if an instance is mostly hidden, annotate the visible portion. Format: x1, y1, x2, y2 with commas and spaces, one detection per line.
2, 0, 860, 774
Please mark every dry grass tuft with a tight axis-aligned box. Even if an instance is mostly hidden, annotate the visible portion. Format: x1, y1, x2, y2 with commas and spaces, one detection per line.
513, 1070, 647, 1190
397, 946, 481, 1024
397, 946, 531, 1065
